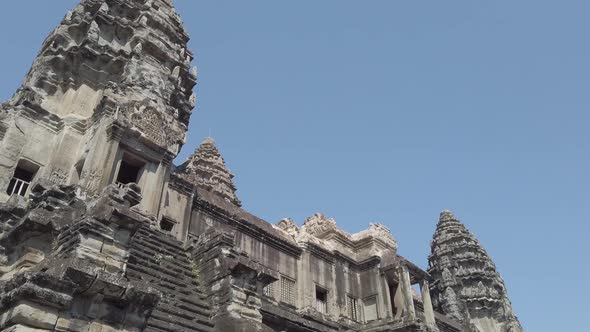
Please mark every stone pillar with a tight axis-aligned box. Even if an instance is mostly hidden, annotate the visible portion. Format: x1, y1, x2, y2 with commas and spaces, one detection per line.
381, 272, 394, 318
399, 265, 416, 321
297, 249, 314, 309
78, 120, 122, 195
421, 280, 438, 329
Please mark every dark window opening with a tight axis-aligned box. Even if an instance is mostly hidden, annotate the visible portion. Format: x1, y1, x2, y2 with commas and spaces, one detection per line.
315, 286, 328, 314
7, 160, 38, 197
160, 218, 175, 232
116, 154, 145, 187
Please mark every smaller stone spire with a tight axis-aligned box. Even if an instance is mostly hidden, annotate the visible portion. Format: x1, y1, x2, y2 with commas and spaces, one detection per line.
428, 210, 523, 332
178, 137, 241, 207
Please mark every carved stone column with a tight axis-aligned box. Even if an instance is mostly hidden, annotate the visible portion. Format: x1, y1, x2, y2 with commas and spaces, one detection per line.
398, 265, 416, 321
421, 280, 438, 330
381, 272, 394, 319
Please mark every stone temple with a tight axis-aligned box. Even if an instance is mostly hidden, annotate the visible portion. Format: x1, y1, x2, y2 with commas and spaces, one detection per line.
0, 1, 523, 332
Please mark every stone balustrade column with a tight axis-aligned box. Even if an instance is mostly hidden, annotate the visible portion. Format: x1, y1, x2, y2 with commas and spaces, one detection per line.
381, 272, 394, 318
399, 265, 416, 320
421, 280, 438, 329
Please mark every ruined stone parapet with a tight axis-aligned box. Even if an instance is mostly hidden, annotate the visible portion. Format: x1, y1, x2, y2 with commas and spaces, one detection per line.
278, 213, 398, 262
428, 211, 523, 332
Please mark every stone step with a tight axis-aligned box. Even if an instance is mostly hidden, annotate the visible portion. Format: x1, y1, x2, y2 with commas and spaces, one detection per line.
127, 225, 215, 332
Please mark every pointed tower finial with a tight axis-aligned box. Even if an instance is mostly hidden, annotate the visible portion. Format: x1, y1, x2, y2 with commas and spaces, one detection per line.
177, 138, 241, 207
428, 211, 523, 332
439, 209, 457, 224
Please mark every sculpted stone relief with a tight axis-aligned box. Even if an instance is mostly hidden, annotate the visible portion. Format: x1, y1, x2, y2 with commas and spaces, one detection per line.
300, 213, 337, 236
47, 169, 68, 185
81, 168, 103, 195
131, 105, 166, 146
276, 218, 299, 236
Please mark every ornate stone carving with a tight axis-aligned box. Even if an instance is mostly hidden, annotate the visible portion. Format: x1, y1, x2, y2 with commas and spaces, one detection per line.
81, 168, 103, 194
131, 105, 166, 146
47, 169, 68, 185
276, 218, 299, 236
368, 223, 397, 247
300, 213, 337, 237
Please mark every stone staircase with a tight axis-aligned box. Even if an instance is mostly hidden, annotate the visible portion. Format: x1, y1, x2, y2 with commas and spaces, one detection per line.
126, 225, 215, 332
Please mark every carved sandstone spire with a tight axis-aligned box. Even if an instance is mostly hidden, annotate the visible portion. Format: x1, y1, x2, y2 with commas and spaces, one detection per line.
5, 0, 197, 154
428, 211, 523, 332
178, 138, 241, 207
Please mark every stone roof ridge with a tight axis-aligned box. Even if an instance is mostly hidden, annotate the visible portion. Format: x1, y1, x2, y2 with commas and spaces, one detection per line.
177, 137, 241, 207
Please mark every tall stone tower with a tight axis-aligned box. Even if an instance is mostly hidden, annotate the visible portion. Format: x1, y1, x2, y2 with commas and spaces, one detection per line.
0, 0, 196, 213
428, 211, 523, 332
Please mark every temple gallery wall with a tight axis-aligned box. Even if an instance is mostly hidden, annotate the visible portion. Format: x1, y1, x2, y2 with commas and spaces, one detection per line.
0, 1, 523, 332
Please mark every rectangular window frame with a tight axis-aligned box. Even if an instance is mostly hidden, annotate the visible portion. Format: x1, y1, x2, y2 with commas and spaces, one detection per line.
363, 294, 380, 322
315, 285, 328, 314
280, 276, 296, 306
6, 159, 40, 197
347, 294, 360, 322
114, 151, 147, 188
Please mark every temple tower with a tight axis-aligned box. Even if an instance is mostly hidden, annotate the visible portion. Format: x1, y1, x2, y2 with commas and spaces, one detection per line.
0, 0, 197, 214
177, 137, 241, 206
428, 211, 523, 332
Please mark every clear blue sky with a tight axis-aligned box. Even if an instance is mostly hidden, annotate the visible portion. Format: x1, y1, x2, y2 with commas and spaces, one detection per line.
1, 1, 588, 330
